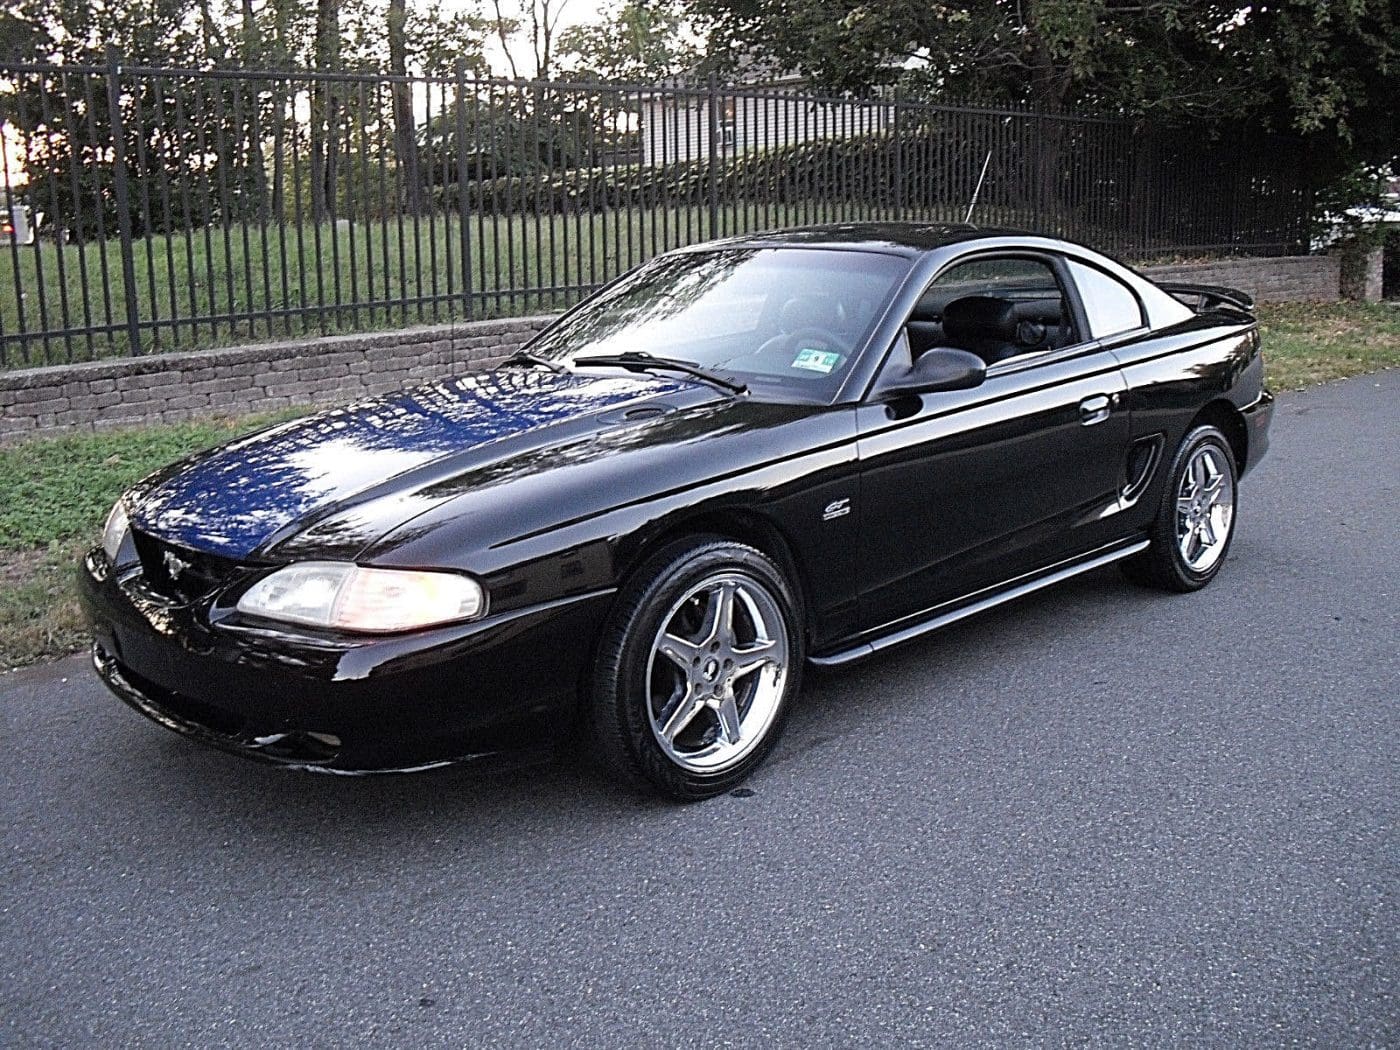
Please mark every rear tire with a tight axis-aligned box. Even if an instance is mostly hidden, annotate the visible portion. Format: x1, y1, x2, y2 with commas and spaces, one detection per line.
1121, 424, 1238, 592
589, 536, 803, 800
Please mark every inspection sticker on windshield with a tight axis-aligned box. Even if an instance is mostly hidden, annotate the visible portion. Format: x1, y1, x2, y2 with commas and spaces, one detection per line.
791, 348, 841, 374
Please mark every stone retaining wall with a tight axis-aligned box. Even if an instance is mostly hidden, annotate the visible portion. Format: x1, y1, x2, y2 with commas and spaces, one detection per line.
1146, 255, 1340, 304
0, 316, 550, 443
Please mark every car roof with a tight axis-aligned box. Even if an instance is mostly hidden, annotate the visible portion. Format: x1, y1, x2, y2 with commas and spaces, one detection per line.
676, 222, 1032, 257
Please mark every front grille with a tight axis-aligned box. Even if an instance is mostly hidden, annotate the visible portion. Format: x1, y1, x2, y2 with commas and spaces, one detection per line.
131, 528, 244, 603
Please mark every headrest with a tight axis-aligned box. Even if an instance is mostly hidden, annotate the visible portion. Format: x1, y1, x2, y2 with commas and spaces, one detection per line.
779, 295, 841, 332
942, 296, 1019, 342
909, 294, 941, 323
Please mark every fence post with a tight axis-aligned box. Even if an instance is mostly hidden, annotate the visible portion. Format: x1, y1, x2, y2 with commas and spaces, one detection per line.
892, 86, 903, 219
706, 73, 720, 239
454, 59, 475, 320
1031, 106, 1042, 233
104, 49, 143, 356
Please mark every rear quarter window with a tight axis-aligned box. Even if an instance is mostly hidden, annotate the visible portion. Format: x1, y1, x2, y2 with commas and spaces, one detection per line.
1068, 259, 1145, 337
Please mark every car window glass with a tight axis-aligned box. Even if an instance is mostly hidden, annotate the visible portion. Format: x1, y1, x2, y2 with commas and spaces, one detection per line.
1067, 259, 1145, 336
528, 248, 910, 401
907, 256, 1075, 368
928, 257, 1053, 293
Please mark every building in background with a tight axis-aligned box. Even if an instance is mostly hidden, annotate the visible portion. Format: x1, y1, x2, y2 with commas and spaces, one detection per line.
633, 70, 894, 167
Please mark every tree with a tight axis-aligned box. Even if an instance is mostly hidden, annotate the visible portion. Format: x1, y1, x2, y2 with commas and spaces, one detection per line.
1225, 0, 1399, 179
683, 0, 1399, 177
555, 0, 699, 83
381, 0, 492, 212
684, 0, 1199, 110
0, 0, 237, 238
0, 9, 45, 64
406, 8, 492, 78
387, 0, 422, 213
487, 0, 572, 81
307, 0, 342, 219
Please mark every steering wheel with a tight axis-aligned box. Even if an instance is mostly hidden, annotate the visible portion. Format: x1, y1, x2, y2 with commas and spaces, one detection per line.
754, 326, 850, 363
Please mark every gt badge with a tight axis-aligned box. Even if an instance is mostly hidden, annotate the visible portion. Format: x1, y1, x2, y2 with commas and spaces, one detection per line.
822, 498, 851, 522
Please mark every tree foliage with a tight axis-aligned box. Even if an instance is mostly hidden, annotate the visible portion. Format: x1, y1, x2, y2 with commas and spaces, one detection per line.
555, 0, 699, 84
684, 0, 1399, 176
2, 0, 498, 231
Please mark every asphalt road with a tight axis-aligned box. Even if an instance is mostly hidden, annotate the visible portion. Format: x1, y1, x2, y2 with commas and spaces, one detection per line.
3, 371, 1396, 1048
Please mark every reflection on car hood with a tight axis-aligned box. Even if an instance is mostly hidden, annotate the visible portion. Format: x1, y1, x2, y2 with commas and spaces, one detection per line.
126, 369, 689, 559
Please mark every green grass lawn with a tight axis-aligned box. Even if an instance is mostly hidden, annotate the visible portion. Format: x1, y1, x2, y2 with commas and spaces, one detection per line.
1258, 301, 1400, 390
0, 300, 1394, 671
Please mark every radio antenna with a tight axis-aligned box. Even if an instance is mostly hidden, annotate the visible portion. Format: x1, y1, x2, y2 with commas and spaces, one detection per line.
964, 116, 1013, 224
963, 150, 993, 224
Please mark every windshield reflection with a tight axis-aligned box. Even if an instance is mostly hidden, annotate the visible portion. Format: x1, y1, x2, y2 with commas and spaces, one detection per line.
528, 248, 909, 398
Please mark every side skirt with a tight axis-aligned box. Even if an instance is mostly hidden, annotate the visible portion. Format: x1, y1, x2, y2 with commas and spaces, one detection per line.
808, 537, 1150, 668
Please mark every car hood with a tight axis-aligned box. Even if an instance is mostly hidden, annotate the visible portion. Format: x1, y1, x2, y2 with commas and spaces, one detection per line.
125, 369, 699, 560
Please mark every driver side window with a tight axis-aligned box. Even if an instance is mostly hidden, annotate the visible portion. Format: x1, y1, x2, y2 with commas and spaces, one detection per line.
904, 256, 1077, 367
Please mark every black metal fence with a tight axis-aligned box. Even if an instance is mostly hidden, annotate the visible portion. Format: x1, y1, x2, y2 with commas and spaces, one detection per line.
0, 57, 1313, 368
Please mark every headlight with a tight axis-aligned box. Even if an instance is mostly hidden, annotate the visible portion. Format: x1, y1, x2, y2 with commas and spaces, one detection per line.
236, 562, 486, 633
102, 502, 130, 562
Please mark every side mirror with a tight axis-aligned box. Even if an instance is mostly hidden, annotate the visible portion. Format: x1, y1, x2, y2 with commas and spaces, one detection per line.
881, 347, 987, 398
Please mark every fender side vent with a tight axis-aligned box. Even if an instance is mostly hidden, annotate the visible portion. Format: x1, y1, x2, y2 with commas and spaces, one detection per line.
1122, 435, 1164, 503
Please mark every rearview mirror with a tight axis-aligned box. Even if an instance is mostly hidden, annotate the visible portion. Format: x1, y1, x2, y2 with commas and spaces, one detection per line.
881, 347, 987, 398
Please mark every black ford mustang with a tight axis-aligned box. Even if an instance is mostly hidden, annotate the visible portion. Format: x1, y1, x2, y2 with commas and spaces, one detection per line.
80, 224, 1273, 799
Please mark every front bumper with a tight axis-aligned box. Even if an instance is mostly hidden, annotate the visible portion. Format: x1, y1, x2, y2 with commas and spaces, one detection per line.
79, 551, 614, 772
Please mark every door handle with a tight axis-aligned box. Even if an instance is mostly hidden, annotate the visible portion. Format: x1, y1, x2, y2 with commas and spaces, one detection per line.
1079, 394, 1112, 426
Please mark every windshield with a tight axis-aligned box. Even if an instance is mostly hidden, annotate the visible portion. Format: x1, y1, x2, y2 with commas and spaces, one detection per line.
526, 248, 911, 400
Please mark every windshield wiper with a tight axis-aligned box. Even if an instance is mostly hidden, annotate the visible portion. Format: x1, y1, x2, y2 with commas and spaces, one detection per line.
502, 349, 566, 374
571, 352, 747, 395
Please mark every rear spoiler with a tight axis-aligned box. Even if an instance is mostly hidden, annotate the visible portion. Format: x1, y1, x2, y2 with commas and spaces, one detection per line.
1157, 282, 1255, 313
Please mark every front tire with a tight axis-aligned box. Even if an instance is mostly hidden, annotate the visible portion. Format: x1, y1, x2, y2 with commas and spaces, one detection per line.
1122, 424, 1238, 592
589, 536, 804, 800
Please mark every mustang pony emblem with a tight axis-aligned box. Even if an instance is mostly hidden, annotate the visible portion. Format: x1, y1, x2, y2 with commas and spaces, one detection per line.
163, 550, 191, 581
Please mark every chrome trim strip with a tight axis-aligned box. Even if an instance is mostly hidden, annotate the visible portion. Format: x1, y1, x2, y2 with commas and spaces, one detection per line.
808, 538, 1150, 668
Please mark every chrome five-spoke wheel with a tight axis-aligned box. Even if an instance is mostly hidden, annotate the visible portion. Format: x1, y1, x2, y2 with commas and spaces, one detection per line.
1175, 444, 1235, 573
590, 536, 803, 799
646, 573, 790, 774
1122, 423, 1239, 592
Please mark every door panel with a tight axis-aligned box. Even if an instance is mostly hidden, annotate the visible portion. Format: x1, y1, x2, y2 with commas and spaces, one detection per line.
855, 349, 1131, 635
